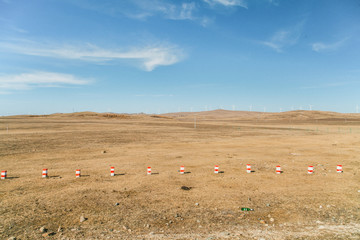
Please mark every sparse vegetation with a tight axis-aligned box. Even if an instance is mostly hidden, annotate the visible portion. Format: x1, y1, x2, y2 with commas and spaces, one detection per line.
0, 110, 359, 239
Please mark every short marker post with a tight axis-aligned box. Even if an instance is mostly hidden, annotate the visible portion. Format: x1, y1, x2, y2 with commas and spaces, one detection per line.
246, 164, 251, 173
42, 169, 48, 178
1, 170, 7, 180
337, 165, 343, 173
147, 167, 151, 175
308, 166, 313, 174
276, 165, 281, 174
180, 165, 185, 174
76, 169, 81, 178
110, 166, 115, 176
214, 165, 219, 174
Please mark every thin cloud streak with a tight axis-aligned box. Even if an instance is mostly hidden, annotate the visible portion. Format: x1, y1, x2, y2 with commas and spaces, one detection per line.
73, 0, 198, 22
70, 0, 215, 27
0, 41, 185, 71
130, 1, 197, 21
0, 71, 91, 92
204, 0, 248, 8
312, 38, 349, 52
260, 21, 305, 52
129, 1, 211, 26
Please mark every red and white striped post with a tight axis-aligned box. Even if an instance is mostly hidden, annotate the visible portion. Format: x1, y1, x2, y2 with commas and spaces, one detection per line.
276, 165, 281, 174
110, 166, 115, 176
42, 169, 48, 178
180, 166, 185, 174
337, 165, 343, 173
147, 167, 151, 175
308, 166, 314, 174
76, 169, 81, 178
214, 165, 219, 174
246, 164, 251, 173
1, 170, 7, 180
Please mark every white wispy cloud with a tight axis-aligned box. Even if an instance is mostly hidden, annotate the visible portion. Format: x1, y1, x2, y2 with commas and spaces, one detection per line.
261, 21, 304, 52
312, 38, 349, 52
73, 0, 198, 21
0, 72, 90, 92
0, 40, 185, 71
71, 0, 213, 26
267, 0, 280, 6
159, 2, 197, 20
204, 0, 248, 8
9, 25, 28, 33
128, 1, 197, 20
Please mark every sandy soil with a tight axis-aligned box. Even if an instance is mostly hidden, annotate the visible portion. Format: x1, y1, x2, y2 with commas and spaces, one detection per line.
0, 110, 359, 239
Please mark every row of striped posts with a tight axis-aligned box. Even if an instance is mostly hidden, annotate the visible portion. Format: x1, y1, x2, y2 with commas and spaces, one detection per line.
1, 165, 343, 179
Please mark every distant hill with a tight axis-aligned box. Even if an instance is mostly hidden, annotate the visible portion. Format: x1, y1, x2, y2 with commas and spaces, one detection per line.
2, 109, 360, 122
164, 109, 360, 122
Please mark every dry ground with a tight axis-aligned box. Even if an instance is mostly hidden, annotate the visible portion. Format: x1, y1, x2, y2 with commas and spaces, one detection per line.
0, 110, 359, 240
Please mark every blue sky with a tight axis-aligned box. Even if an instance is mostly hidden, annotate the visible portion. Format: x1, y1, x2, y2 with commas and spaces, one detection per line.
1, 0, 360, 115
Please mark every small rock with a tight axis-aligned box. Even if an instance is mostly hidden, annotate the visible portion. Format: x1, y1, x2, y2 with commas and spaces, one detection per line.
122, 226, 128, 230
195, 203, 199, 206
316, 220, 323, 224
358, 190, 360, 193
266, 203, 270, 207
318, 225, 325, 229
181, 186, 191, 191
40, 227, 47, 233
319, 205, 322, 209
57, 226, 62, 232
80, 216, 87, 223
326, 205, 331, 208
127, 229, 132, 233
115, 203, 119, 206
196, 219, 201, 223
145, 224, 150, 228
259, 220, 266, 224
102, 150, 107, 154
42, 232, 55, 237
175, 213, 181, 218
269, 218, 274, 222
7, 237, 16, 240
267, 214, 271, 218
149, 232, 154, 235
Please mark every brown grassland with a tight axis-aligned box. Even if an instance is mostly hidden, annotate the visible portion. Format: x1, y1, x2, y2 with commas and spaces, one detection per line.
0, 110, 360, 239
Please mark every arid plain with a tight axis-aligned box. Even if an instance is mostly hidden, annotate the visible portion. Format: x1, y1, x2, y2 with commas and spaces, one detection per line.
1, 110, 359, 240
